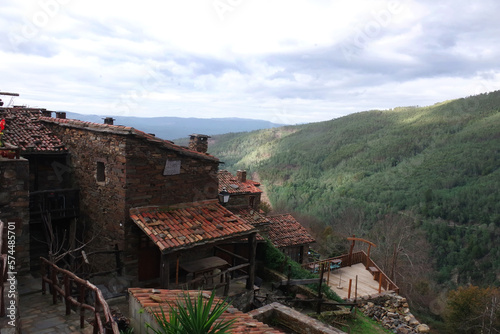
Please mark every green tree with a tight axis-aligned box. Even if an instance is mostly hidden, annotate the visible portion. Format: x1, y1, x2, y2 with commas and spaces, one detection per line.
444, 285, 500, 333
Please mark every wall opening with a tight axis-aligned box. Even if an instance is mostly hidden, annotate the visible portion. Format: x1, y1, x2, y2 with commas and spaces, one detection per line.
96, 161, 106, 182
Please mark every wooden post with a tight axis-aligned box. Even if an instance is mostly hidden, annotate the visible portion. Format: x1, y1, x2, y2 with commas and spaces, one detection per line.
176, 254, 180, 285
51, 265, 58, 305
317, 263, 324, 314
348, 279, 352, 299
161, 253, 170, 289
326, 261, 331, 286
355, 275, 358, 303
41, 259, 46, 295
79, 284, 85, 329
224, 272, 230, 297
114, 244, 122, 276
348, 235, 355, 266
64, 275, 71, 315
246, 233, 257, 290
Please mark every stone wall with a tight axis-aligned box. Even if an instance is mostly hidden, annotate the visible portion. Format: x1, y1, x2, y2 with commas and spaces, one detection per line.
227, 193, 261, 210
0, 158, 30, 273
45, 121, 220, 277
44, 124, 129, 250
359, 293, 430, 334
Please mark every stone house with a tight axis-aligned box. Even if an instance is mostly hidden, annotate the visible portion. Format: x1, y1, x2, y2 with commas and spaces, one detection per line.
218, 170, 315, 264
218, 169, 262, 209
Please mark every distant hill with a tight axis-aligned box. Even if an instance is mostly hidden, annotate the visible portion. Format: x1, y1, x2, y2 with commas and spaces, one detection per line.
61, 112, 284, 140
207, 91, 500, 292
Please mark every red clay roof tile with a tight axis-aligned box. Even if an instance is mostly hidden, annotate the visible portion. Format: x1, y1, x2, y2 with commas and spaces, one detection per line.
218, 170, 262, 195
267, 214, 315, 248
130, 200, 257, 254
0, 107, 67, 153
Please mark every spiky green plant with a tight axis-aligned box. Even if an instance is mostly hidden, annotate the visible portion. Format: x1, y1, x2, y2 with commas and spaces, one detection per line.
145, 290, 235, 334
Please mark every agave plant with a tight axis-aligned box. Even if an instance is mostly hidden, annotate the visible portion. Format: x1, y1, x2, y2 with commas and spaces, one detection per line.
146, 290, 235, 334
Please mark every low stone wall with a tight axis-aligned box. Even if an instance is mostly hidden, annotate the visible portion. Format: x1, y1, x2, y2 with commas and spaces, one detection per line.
358, 293, 430, 334
249, 302, 346, 334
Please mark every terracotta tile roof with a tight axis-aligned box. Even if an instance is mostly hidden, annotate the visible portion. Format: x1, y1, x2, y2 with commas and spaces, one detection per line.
267, 214, 315, 248
130, 200, 257, 254
129, 288, 284, 333
218, 170, 262, 195
41, 116, 219, 162
231, 207, 270, 229
0, 107, 66, 153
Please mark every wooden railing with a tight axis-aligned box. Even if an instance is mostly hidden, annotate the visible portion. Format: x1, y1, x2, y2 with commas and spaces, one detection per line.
302, 251, 399, 294
40, 257, 119, 334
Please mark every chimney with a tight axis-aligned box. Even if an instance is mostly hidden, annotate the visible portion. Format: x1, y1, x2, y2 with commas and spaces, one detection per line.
55, 112, 66, 119
40, 109, 52, 117
189, 134, 210, 153
237, 170, 247, 183
104, 117, 115, 125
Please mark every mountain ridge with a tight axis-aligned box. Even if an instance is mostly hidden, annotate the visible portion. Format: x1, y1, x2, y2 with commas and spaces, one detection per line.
59, 112, 285, 140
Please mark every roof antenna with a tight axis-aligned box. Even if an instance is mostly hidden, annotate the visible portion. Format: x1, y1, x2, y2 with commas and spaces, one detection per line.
0, 91, 20, 107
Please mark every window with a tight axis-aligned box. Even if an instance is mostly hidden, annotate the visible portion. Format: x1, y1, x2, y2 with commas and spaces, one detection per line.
249, 196, 255, 208
96, 161, 105, 182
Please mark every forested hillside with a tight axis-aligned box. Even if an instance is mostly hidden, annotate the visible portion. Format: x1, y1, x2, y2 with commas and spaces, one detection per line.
208, 91, 500, 310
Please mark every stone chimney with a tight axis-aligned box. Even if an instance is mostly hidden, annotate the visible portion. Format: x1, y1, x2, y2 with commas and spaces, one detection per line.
55, 112, 66, 119
237, 170, 247, 183
40, 109, 52, 117
189, 134, 210, 153
103, 117, 115, 125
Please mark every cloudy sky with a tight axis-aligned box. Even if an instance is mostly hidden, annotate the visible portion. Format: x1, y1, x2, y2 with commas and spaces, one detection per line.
1, 0, 499, 124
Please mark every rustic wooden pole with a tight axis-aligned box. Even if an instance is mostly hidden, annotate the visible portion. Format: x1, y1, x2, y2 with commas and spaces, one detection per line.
79, 284, 85, 329
161, 253, 170, 289
317, 263, 324, 314
246, 233, 257, 290
41, 259, 46, 295
224, 272, 230, 297
355, 275, 358, 303
114, 244, 122, 276
348, 235, 355, 266
64, 275, 71, 315
327, 261, 331, 286
348, 279, 352, 299
51, 265, 58, 305
176, 254, 180, 285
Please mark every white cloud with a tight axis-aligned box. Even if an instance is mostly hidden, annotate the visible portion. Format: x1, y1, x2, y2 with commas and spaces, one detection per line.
1, 0, 499, 124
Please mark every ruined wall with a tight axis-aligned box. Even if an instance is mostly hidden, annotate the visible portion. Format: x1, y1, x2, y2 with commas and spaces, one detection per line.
0, 158, 30, 273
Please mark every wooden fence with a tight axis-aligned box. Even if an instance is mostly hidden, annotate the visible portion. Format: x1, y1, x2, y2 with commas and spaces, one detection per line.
40, 257, 119, 334
302, 250, 399, 294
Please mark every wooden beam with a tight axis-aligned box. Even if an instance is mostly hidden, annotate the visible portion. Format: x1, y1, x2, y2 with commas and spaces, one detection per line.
346, 237, 377, 248
0, 92, 19, 96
